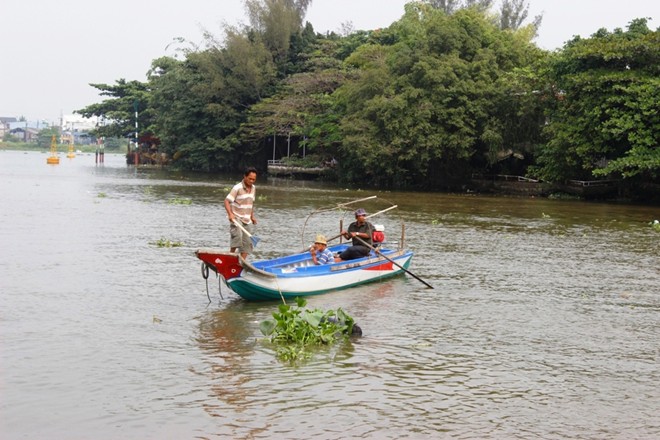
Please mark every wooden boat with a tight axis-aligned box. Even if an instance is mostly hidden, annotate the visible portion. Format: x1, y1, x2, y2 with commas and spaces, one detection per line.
196, 243, 414, 301
196, 195, 430, 301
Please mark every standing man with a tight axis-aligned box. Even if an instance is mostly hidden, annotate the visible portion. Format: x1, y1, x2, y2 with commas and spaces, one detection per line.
224, 167, 258, 259
336, 208, 374, 261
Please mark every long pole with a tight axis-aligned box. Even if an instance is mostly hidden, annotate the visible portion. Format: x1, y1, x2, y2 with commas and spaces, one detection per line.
365, 205, 398, 219
134, 99, 139, 165
272, 134, 276, 161
353, 235, 434, 289
100, 116, 105, 163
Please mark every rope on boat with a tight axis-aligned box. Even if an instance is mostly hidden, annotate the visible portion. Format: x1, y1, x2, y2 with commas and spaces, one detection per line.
217, 275, 224, 301
201, 262, 223, 304
201, 263, 211, 304
275, 277, 286, 305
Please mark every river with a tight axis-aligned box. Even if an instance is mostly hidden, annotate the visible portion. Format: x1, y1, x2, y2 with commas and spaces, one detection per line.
1, 150, 659, 439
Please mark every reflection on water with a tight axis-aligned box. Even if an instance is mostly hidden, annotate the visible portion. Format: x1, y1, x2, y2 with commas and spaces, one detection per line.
1, 151, 659, 439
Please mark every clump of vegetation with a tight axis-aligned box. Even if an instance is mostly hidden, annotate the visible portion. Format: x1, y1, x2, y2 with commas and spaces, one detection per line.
650, 220, 660, 232
260, 297, 359, 362
168, 197, 192, 205
153, 237, 183, 247
97, 192, 107, 198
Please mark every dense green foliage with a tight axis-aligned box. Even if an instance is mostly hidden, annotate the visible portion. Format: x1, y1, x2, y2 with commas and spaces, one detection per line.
532, 18, 660, 183
75, 0, 659, 197
77, 79, 152, 140
335, 4, 546, 187
260, 297, 358, 362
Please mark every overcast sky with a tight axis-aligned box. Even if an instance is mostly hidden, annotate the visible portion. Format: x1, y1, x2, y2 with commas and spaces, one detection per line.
1, 0, 657, 123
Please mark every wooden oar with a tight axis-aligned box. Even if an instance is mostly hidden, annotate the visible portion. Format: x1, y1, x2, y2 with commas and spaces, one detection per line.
352, 235, 434, 289
233, 220, 261, 247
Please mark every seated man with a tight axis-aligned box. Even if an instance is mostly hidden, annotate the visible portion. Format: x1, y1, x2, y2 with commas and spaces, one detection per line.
336, 208, 374, 261
310, 235, 334, 265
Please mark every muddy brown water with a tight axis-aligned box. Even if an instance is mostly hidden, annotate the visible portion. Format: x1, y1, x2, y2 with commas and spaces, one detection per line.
2, 150, 659, 439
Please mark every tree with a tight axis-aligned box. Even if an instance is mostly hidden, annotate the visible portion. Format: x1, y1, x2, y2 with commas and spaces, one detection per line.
147, 56, 222, 170
334, 4, 545, 188
238, 44, 348, 160
426, 0, 462, 14
533, 18, 660, 182
244, 0, 312, 69
499, 0, 542, 32
76, 79, 152, 140
425, 0, 493, 14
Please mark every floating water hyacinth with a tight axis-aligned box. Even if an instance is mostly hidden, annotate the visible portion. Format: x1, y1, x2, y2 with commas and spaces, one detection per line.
260, 297, 360, 363
153, 238, 183, 247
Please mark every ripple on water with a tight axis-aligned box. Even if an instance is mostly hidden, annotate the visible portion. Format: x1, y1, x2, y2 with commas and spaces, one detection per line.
2, 151, 659, 439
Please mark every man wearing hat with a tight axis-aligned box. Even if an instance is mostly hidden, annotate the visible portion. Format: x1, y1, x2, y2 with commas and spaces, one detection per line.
310, 234, 334, 265
336, 208, 375, 261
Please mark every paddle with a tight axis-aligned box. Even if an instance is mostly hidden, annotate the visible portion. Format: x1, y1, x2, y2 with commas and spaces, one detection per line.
352, 235, 434, 289
233, 219, 261, 247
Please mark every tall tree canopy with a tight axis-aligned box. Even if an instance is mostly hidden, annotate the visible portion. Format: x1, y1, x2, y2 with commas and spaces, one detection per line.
75, 0, 658, 199
533, 18, 660, 182
334, 3, 545, 187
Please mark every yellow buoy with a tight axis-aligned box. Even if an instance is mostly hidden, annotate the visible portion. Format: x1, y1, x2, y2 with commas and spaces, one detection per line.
47, 135, 60, 165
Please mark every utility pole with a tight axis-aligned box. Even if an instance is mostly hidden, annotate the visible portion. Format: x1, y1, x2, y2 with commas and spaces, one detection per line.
133, 99, 139, 165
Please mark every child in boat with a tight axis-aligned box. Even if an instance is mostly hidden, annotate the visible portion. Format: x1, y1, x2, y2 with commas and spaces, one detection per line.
310, 235, 334, 265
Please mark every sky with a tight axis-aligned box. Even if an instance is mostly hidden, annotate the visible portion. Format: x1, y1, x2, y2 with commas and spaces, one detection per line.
1, 0, 658, 124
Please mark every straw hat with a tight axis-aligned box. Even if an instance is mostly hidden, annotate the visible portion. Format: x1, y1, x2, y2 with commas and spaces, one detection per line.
314, 234, 327, 245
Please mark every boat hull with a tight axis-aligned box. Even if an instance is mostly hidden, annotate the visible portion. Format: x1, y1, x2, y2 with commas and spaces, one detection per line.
196, 246, 414, 301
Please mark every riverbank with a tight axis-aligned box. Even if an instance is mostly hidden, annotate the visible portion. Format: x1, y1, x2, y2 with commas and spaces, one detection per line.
5, 143, 653, 203
0, 141, 124, 154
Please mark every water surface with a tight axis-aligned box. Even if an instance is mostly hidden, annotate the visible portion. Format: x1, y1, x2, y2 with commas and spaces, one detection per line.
1, 150, 659, 439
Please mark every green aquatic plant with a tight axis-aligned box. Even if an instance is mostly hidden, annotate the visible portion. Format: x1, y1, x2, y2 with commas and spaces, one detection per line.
153, 237, 183, 248
260, 297, 358, 362
97, 192, 107, 198
168, 197, 192, 205
650, 220, 660, 232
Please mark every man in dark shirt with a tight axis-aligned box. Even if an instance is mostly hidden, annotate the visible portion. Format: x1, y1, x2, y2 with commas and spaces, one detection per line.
336, 208, 374, 261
